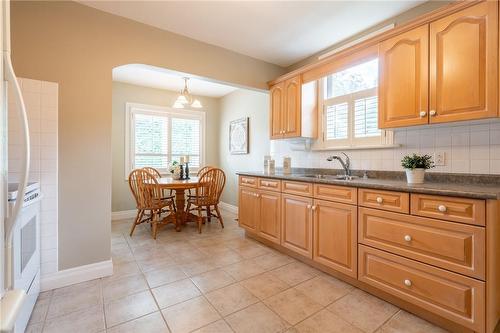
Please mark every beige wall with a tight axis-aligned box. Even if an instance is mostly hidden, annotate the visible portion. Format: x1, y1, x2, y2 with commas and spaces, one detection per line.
112, 81, 220, 212
218, 90, 270, 206
11, 1, 283, 270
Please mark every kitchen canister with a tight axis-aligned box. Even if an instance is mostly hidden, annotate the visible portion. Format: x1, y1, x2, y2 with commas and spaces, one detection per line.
283, 156, 291, 174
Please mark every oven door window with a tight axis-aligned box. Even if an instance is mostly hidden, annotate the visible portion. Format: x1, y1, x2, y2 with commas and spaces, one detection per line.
21, 216, 37, 272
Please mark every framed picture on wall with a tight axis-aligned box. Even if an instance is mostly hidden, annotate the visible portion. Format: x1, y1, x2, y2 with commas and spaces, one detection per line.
229, 117, 249, 154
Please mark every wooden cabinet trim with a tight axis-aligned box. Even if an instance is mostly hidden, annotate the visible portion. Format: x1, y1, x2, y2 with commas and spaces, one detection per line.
313, 184, 357, 205
359, 245, 485, 332
359, 188, 410, 214
359, 207, 485, 279
258, 178, 282, 192
239, 176, 258, 188
411, 193, 486, 226
282, 180, 314, 197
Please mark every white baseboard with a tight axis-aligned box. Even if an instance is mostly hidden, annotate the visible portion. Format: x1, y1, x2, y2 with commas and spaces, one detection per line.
111, 209, 136, 221
41, 259, 113, 291
219, 202, 238, 214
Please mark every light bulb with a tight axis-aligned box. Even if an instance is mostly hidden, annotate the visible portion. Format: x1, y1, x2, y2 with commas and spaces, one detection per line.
191, 99, 203, 108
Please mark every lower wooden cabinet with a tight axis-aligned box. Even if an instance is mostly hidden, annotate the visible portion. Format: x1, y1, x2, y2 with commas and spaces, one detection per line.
313, 200, 357, 278
238, 187, 259, 232
359, 245, 485, 332
258, 190, 281, 244
238, 187, 281, 244
281, 194, 313, 258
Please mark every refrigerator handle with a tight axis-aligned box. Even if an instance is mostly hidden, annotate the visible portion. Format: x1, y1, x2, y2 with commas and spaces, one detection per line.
3, 52, 30, 290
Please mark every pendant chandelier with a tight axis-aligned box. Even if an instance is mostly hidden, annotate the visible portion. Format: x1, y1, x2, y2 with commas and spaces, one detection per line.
173, 77, 202, 109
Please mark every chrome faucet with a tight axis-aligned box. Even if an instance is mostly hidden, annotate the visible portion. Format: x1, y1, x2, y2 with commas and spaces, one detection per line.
327, 152, 351, 177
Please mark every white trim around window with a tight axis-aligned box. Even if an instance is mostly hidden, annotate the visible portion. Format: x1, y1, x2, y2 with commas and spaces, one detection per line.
124, 102, 206, 179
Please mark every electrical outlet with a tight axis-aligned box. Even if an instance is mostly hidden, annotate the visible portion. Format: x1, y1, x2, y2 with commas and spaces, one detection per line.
434, 151, 445, 166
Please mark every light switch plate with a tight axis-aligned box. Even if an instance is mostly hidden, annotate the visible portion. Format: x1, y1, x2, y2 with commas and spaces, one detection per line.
434, 152, 445, 166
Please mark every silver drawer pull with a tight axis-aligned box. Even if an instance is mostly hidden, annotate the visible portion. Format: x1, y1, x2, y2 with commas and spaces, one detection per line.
429, 110, 437, 116
404, 235, 412, 242
312, 205, 317, 211
419, 111, 427, 117
404, 279, 412, 287
438, 205, 447, 212
376, 197, 383, 204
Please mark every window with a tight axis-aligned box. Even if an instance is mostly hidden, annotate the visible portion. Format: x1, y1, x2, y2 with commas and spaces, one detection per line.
125, 103, 205, 177
318, 58, 391, 149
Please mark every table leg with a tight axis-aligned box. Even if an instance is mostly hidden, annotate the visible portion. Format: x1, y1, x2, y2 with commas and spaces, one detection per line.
174, 189, 186, 231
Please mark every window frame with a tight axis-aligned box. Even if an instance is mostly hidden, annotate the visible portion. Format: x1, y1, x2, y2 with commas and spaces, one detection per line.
314, 58, 393, 151
125, 102, 206, 179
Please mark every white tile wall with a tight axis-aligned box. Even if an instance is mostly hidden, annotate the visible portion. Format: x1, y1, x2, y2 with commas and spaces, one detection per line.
271, 119, 500, 175
8, 78, 59, 277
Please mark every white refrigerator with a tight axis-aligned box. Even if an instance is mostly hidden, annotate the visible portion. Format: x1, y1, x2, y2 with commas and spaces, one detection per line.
0, 0, 33, 331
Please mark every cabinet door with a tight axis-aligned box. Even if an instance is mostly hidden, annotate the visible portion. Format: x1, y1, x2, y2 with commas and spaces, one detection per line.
379, 25, 429, 128
258, 190, 281, 244
283, 76, 301, 138
238, 187, 259, 232
313, 200, 357, 278
270, 82, 284, 139
430, 2, 498, 123
281, 194, 313, 258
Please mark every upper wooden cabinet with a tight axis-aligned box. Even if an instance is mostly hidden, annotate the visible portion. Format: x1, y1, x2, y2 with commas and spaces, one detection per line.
270, 82, 284, 138
430, 1, 498, 123
269, 76, 317, 139
379, 25, 429, 128
379, 2, 498, 129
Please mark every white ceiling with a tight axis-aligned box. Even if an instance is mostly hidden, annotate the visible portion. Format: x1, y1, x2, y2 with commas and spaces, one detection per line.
112, 64, 239, 97
80, 1, 425, 67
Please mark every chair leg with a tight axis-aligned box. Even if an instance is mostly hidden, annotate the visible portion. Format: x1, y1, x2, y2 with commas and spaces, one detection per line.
214, 205, 224, 228
152, 210, 159, 239
129, 209, 143, 236
197, 206, 203, 234
207, 206, 212, 222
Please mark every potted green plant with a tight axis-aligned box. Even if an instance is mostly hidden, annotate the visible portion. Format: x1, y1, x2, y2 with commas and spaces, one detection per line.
401, 153, 434, 184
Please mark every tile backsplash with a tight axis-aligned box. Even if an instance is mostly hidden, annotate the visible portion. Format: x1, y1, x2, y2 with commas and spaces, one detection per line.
8, 78, 59, 277
270, 119, 500, 175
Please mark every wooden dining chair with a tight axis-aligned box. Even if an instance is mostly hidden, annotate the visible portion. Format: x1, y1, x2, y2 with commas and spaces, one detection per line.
128, 169, 152, 236
186, 168, 226, 233
135, 169, 176, 239
143, 166, 176, 209
187, 165, 214, 197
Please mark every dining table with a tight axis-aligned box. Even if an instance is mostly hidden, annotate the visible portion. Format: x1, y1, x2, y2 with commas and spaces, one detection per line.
156, 176, 200, 231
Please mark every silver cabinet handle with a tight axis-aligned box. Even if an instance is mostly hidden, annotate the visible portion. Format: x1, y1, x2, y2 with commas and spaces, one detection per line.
438, 205, 447, 212
307, 204, 311, 209
404, 235, 412, 242
376, 197, 383, 204
429, 110, 437, 116
404, 279, 412, 287
419, 111, 427, 117
312, 205, 317, 211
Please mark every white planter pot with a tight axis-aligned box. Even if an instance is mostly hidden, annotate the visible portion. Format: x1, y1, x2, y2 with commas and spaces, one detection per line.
405, 168, 425, 184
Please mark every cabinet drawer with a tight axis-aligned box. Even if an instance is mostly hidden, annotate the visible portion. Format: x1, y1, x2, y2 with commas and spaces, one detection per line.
282, 181, 313, 196
410, 194, 485, 226
359, 188, 409, 213
359, 245, 485, 332
239, 176, 258, 188
313, 184, 357, 204
358, 207, 485, 279
258, 178, 281, 192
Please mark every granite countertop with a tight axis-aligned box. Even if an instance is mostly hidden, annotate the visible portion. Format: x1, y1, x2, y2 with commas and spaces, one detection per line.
236, 171, 500, 200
